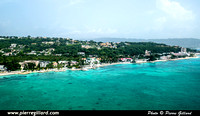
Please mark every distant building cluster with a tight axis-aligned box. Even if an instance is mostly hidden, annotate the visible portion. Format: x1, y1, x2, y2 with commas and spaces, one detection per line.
18, 60, 79, 70
133, 48, 193, 63
9, 56, 102, 71
81, 45, 93, 49
100, 42, 117, 48
171, 47, 189, 57
0, 40, 120, 57
42, 41, 54, 45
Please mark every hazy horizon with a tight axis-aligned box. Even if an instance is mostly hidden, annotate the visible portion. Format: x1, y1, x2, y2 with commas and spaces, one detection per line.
0, 0, 200, 39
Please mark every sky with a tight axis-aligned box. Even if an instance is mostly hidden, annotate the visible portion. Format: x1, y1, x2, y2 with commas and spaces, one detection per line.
0, 0, 200, 39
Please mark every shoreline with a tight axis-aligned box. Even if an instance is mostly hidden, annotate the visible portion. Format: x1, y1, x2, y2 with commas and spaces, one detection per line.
149, 56, 199, 63
0, 56, 199, 77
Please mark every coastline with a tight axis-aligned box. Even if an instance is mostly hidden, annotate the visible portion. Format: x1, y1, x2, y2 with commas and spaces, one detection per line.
149, 56, 199, 63
0, 56, 199, 77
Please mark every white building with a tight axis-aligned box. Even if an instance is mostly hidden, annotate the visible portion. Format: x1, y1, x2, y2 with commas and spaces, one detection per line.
10, 44, 17, 48
58, 61, 68, 64
3, 52, 11, 56
171, 52, 189, 57
86, 58, 100, 66
58, 61, 69, 67
81, 45, 92, 49
145, 50, 151, 56
48, 48, 55, 52
71, 61, 78, 65
77, 52, 85, 56
160, 56, 168, 60
42, 41, 54, 45
0, 50, 4, 53
181, 47, 187, 53
40, 61, 51, 68
55, 54, 62, 56
0, 65, 6, 72
27, 51, 37, 55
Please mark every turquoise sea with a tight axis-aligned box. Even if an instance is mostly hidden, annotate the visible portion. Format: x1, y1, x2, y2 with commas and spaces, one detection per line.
0, 57, 200, 110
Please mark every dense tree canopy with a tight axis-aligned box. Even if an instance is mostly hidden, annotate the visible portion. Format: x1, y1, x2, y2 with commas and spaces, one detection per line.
0, 36, 198, 71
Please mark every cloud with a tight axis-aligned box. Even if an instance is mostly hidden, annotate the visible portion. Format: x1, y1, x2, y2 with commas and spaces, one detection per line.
156, 0, 195, 21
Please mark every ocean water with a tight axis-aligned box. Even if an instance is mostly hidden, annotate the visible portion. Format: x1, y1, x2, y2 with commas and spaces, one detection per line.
0, 58, 200, 110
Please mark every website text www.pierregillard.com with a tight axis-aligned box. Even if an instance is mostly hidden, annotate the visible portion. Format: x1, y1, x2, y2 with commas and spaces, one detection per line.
7, 111, 59, 116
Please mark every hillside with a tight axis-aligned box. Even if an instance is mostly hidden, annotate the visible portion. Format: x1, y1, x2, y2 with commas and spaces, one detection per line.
92, 38, 200, 49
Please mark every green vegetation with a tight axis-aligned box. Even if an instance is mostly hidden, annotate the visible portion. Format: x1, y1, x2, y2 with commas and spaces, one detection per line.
5, 62, 21, 71
24, 63, 36, 71
0, 36, 197, 71
146, 54, 158, 61
46, 63, 53, 69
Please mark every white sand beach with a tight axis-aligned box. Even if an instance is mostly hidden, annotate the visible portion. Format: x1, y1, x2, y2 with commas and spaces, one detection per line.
0, 56, 199, 76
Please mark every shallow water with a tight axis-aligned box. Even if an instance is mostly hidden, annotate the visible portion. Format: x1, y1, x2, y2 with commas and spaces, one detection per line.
0, 58, 200, 110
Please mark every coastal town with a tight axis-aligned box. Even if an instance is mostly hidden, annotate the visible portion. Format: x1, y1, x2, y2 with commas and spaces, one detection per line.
0, 36, 199, 76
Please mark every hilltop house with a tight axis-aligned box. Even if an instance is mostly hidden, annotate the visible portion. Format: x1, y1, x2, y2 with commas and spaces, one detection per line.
47, 48, 55, 52
82, 58, 87, 61
42, 41, 54, 45
0, 50, 4, 53
89, 55, 98, 58
10, 44, 17, 48
81, 45, 92, 49
55, 54, 62, 56
27, 51, 37, 55
3, 52, 11, 56
77, 52, 85, 56
100, 42, 112, 47
31, 43, 37, 45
